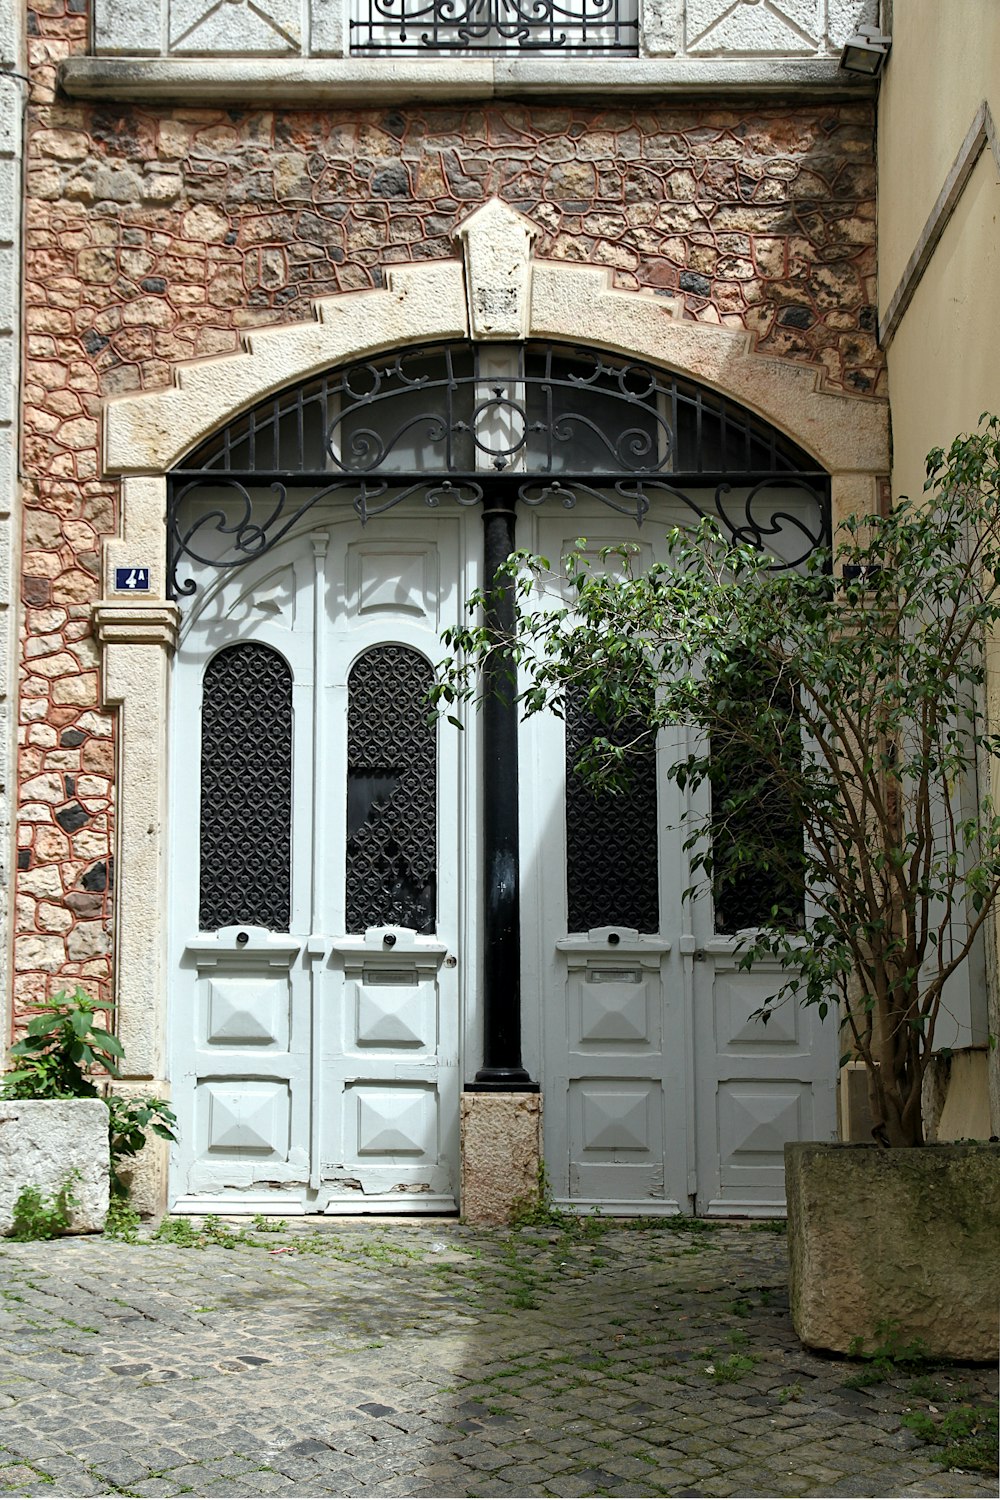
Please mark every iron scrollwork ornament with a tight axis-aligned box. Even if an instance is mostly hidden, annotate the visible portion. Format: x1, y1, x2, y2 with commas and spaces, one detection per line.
349, 0, 639, 54
168, 342, 831, 595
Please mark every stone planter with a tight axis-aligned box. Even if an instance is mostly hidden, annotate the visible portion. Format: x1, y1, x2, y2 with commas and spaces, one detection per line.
0, 1099, 110, 1235
785, 1141, 1000, 1361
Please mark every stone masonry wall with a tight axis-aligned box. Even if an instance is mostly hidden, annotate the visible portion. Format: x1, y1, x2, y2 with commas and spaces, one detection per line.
14, 0, 883, 1028
0, 0, 24, 1051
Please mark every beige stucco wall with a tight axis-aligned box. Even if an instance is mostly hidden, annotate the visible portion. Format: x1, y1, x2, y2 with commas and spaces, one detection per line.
883, 146, 1000, 502
878, 0, 1000, 1133
877, 0, 1000, 308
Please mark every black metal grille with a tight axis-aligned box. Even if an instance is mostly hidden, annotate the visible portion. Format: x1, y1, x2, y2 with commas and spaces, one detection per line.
350, 0, 638, 54
199, 643, 293, 932
565, 687, 659, 934
169, 343, 829, 597
347, 645, 437, 934
184, 346, 814, 479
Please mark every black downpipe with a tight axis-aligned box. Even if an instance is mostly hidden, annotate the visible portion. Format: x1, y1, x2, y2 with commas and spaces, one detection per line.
471, 492, 537, 1091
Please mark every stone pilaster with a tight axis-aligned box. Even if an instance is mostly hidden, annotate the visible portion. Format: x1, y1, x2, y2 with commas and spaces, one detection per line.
93, 602, 178, 1083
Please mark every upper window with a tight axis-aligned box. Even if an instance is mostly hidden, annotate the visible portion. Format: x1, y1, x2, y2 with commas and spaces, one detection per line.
349, 0, 638, 55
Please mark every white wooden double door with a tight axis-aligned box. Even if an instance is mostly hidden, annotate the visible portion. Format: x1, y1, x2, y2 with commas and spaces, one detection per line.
169, 502, 836, 1214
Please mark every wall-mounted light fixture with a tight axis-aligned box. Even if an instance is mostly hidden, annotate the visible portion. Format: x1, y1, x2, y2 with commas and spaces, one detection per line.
840, 23, 892, 75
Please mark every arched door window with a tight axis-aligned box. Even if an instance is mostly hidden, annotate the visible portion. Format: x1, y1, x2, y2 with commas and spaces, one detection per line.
346, 645, 437, 934
199, 642, 293, 932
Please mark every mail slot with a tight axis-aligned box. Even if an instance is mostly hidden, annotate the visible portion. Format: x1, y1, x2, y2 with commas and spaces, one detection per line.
362, 967, 419, 986
587, 967, 641, 984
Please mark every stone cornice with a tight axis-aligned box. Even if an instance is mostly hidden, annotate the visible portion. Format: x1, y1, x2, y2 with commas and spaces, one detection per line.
58, 54, 874, 105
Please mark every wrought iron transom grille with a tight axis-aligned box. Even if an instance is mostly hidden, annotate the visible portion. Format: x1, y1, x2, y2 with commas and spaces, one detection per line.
347, 645, 437, 934
199, 642, 293, 932
169, 342, 830, 597
349, 0, 638, 55
565, 686, 659, 934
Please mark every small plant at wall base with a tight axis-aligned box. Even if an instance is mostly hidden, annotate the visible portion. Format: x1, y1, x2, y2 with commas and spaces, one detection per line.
435, 415, 1000, 1147
9, 1176, 80, 1241
106, 1093, 178, 1199
2, 988, 123, 1099
2, 988, 178, 1220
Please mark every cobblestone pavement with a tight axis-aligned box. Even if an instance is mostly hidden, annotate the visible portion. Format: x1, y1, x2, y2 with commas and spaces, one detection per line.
0, 1217, 996, 1499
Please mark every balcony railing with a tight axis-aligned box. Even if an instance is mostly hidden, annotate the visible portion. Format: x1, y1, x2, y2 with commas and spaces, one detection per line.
349, 0, 639, 55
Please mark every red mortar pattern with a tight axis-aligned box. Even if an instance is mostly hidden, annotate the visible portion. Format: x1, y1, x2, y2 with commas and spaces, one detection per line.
15, 0, 885, 1020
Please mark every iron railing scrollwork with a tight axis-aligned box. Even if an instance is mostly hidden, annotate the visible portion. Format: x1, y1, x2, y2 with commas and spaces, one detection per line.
349, 0, 638, 54
168, 342, 830, 597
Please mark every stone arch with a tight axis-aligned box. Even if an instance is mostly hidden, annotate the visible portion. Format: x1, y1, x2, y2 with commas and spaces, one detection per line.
100, 200, 887, 601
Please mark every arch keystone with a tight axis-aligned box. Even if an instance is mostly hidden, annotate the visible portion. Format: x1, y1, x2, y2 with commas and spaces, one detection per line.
456, 198, 540, 341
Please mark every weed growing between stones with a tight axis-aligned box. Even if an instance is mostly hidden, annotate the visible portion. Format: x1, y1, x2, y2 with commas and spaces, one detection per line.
252, 1213, 289, 1233
704, 1350, 759, 1383
500, 1235, 542, 1310
9, 1175, 79, 1241
104, 1194, 141, 1242
152, 1215, 262, 1249
842, 1319, 929, 1387
903, 1404, 998, 1474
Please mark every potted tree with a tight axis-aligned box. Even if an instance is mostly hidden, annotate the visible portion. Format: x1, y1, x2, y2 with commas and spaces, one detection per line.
435, 416, 1000, 1360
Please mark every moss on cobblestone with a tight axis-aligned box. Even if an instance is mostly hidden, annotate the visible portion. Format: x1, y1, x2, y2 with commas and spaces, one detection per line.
0, 1223, 996, 1497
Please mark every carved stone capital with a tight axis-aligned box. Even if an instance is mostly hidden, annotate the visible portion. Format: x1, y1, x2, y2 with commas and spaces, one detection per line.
93, 601, 180, 651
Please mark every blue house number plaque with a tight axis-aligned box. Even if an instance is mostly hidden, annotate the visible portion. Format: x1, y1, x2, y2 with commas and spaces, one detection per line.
114, 567, 150, 592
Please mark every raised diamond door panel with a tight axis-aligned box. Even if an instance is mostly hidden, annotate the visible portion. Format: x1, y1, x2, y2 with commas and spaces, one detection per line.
567, 1078, 666, 1202
353, 972, 436, 1051
717, 1080, 811, 1191
713, 968, 800, 1050
348, 1082, 439, 1159
206, 975, 290, 1049
200, 1078, 293, 1158
575, 967, 658, 1048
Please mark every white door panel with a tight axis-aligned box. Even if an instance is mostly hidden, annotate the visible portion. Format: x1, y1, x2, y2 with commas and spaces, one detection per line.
169, 509, 471, 1213
693, 947, 837, 1214
528, 503, 836, 1216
